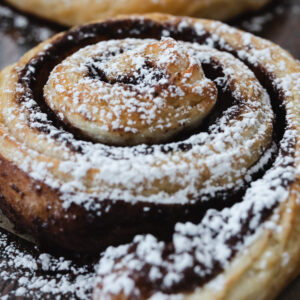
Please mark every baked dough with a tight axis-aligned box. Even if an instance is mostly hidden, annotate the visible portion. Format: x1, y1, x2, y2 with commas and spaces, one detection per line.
0, 15, 276, 251
0, 13, 299, 300
91, 15, 298, 300
44, 38, 218, 145
6, 0, 271, 26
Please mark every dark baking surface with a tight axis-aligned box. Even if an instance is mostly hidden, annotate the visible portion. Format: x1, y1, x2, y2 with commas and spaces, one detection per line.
0, 0, 299, 299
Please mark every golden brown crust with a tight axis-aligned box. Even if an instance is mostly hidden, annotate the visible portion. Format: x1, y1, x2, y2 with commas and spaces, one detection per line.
181, 181, 300, 300
44, 38, 218, 146
89, 14, 299, 300
0, 14, 299, 300
92, 182, 300, 300
0, 151, 102, 252
6, 0, 271, 26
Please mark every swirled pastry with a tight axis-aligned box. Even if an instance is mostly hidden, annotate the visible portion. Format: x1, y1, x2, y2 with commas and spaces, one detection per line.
44, 38, 218, 146
6, 0, 271, 26
0, 13, 299, 300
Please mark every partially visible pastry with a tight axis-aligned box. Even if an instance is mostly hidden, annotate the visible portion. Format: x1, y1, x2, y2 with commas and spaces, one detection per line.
6, 0, 272, 26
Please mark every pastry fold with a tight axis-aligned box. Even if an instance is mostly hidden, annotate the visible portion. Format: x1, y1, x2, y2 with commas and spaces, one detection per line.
0, 14, 299, 300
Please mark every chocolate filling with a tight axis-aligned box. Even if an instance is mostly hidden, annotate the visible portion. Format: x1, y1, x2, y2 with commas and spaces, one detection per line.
1, 17, 296, 296
14, 19, 280, 231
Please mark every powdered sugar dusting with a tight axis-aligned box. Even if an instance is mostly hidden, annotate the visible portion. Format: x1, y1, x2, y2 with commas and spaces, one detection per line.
1, 35, 274, 211
95, 130, 296, 298
0, 229, 95, 299
90, 17, 299, 298
44, 38, 217, 146
0, 15, 299, 299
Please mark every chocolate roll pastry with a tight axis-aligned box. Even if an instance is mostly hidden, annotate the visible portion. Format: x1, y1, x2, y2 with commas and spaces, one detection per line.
0, 15, 299, 299
6, 0, 271, 26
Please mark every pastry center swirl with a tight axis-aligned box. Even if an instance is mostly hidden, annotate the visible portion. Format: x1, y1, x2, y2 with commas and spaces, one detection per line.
44, 38, 217, 146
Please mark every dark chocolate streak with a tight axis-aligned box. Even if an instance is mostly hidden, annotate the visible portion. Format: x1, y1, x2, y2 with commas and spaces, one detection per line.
17, 19, 212, 152
125, 206, 277, 297
88, 59, 166, 89
12, 18, 296, 294
15, 19, 279, 214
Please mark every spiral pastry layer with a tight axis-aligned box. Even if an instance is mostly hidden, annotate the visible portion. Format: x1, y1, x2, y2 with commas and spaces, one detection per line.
6, 0, 271, 26
0, 13, 299, 300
